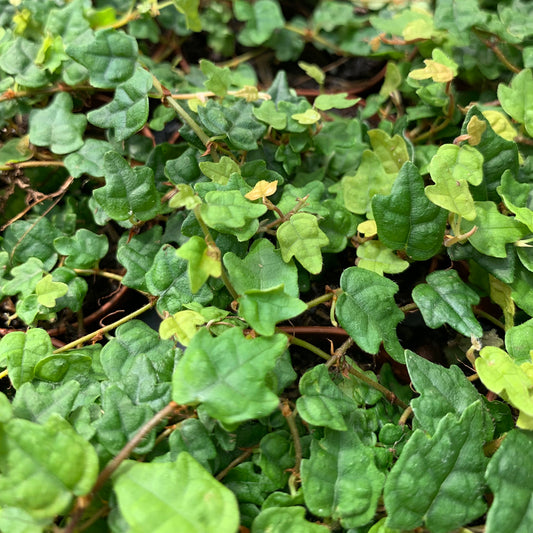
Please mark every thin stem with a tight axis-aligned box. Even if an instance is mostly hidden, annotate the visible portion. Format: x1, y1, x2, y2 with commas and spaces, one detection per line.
281, 402, 302, 475
284, 23, 346, 56
306, 292, 335, 309
474, 308, 506, 331
0, 160, 65, 171
284, 333, 330, 360
215, 448, 255, 481
400, 302, 418, 313
0, 369, 8, 380
325, 337, 354, 368
398, 405, 413, 425
74, 269, 124, 282
53, 300, 155, 354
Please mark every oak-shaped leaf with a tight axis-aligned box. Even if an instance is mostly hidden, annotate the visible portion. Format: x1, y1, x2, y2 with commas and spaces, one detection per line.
412, 269, 483, 338
277, 213, 329, 274
172, 328, 287, 426
35, 274, 68, 308
251, 506, 329, 533
497, 68, 533, 137
63, 139, 114, 178
373, 161, 447, 260
335, 267, 404, 362
176, 236, 221, 293
384, 402, 488, 533
66, 28, 138, 88
28, 92, 86, 154
0, 37, 50, 88
54, 228, 108, 269
113, 453, 239, 533
238, 284, 307, 336
87, 67, 153, 142
497, 170, 533, 232
356, 240, 409, 275
93, 151, 160, 222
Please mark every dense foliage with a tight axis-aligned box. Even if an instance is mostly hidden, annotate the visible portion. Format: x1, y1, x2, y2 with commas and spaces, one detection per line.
1, 0, 533, 531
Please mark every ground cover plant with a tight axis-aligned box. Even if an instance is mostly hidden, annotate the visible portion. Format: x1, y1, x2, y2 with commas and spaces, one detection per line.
1, 0, 533, 531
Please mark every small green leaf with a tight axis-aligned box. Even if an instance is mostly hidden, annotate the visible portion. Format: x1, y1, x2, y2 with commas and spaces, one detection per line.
412, 269, 483, 338
373, 161, 448, 260
485, 429, 533, 533
200, 59, 231, 97
0, 414, 98, 521
252, 507, 329, 533
384, 402, 488, 533
224, 239, 299, 297
301, 427, 385, 528
291, 108, 321, 125
252, 100, 287, 129
497, 170, 533, 232
277, 213, 329, 274
93, 151, 160, 221
367, 130, 409, 176
2, 258, 46, 298
356, 240, 409, 276
199, 156, 240, 185
461, 201, 528, 258
336, 267, 404, 362
506, 318, 533, 365
298, 61, 325, 85
66, 28, 138, 88
168, 184, 202, 209
296, 365, 357, 431
176, 236, 221, 293
235, 0, 285, 46
63, 139, 114, 178
276, 181, 328, 217
497, 68, 533, 137
0, 136, 32, 166
172, 328, 286, 425
28, 92, 86, 154
239, 284, 307, 336
35, 274, 68, 308
0, 37, 50, 87
171, 0, 202, 31
0, 329, 53, 389
314, 93, 360, 111
87, 67, 153, 142
159, 310, 206, 345
54, 229, 108, 269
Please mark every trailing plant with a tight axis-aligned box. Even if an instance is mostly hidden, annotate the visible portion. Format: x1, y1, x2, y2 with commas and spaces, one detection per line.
0, 0, 533, 531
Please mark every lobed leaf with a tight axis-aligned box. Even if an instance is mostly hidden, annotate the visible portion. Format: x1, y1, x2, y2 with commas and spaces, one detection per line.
497, 68, 533, 137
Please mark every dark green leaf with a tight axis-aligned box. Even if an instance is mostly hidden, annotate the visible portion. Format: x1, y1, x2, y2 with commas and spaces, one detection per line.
234, 0, 285, 46
63, 139, 114, 178
54, 229, 108, 269
0, 38, 50, 87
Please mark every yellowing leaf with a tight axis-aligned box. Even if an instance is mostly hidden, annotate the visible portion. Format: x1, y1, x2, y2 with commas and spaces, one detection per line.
409, 59, 455, 83
159, 310, 206, 345
357, 219, 377, 237
291, 108, 321, 125
466, 115, 487, 146
482, 110, 518, 142
244, 180, 278, 201
298, 61, 325, 85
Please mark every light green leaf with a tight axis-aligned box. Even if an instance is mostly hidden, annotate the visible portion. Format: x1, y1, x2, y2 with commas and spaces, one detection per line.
0, 329, 53, 389
115, 453, 237, 533
276, 181, 328, 217
291, 108, 321, 125
405, 350, 492, 437
54, 228, 108, 269
298, 61, 325, 85
252, 100, 287, 129
224, 239, 299, 297
66, 28, 138, 88
63, 139, 113, 178
373, 161, 448, 260
0, 37, 50, 87
172, 0, 202, 31
35, 274, 68, 308
384, 402, 488, 533
172, 328, 286, 425
461, 201, 528, 258
235, 0, 285, 46
277, 213, 329, 274
367, 129, 409, 176
93, 151, 160, 221
199, 156, 240, 185
87, 67, 153, 142
506, 318, 533, 365
0, 136, 32, 166
314, 93, 360, 111
301, 428, 385, 528
296, 365, 357, 431
252, 507, 329, 533
239, 284, 307, 336
497, 68, 533, 137
0, 413, 98, 521
497, 170, 533, 231
176, 236, 221, 293
168, 184, 202, 209
336, 267, 404, 362
28, 92, 86, 154
356, 240, 409, 275
2, 258, 46, 299
200, 59, 231, 97
485, 429, 533, 533
159, 310, 206, 345
412, 269, 483, 338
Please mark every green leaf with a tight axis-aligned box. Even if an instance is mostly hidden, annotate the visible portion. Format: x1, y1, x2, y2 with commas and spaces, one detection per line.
0, 329, 53, 389
498, 68, 533, 137
412, 269, 483, 338
252, 507, 329, 533
336, 267, 404, 362
506, 318, 533, 365
0, 37, 50, 87
176, 236, 221, 293
160, 310, 206, 345
0, 413, 98, 521
296, 365, 357, 431
314, 93, 360, 111
405, 350, 491, 437
199, 156, 241, 185
497, 170, 533, 231
298, 61, 325, 85
485, 429, 533, 533
425, 144, 484, 221
54, 228, 108, 269
277, 213, 329, 274
93, 151, 160, 221
0, 136, 32, 166
356, 241, 409, 276
384, 402, 488, 533
301, 428, 385, 528
373, 162, 448, 260
145, 245, 213, 314
291, 108, 321, 125
35, 274, 68, 308
200, 59, 231, 97
434, 0, 487, 34
115, 452, 237, 532
276, 181, 328, 217
367, 129, 409, 176
33, 352, 92, 383
63, 139, 114, 178
172, 328, 286, 425
461, 201, 528, 258
252, 100, 287, 129
66, 28, 138, 88
167, 418, 216, 469
234, 0, 285, 46
239, 284, 307, 336
28, 92, 86, 154
171, 0, 202, 31
2, 258, 45, 299
87, 67, 153, 142
224, 239, 299, 297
